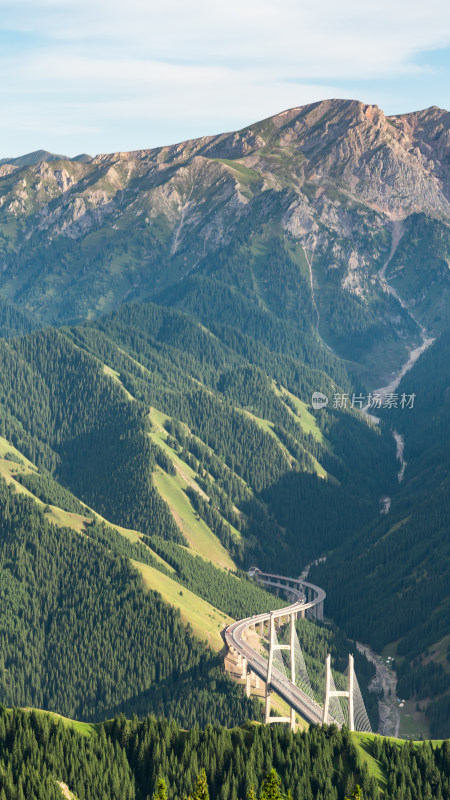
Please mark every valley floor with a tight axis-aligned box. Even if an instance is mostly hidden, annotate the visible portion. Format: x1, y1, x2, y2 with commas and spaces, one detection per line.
357, 643, 400, 737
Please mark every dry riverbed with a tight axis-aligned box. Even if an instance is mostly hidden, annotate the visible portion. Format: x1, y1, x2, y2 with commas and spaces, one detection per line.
357, 642, 400, 737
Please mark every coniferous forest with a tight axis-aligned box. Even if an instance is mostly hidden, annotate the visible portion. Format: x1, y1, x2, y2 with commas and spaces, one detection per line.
0, 479, 259, 726
0, 98, 449, 795
0, 291, 448, 742
0, 708, 449, 800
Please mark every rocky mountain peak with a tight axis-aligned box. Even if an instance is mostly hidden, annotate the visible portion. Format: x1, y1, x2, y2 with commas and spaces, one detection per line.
0, 98, 448, 330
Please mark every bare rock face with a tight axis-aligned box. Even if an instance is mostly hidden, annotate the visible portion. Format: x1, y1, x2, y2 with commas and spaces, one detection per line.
238, 99, 450, 218
0, 98, 448, 332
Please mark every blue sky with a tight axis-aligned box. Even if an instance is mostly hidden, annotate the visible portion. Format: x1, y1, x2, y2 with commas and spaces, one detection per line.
0, 0, 449, 158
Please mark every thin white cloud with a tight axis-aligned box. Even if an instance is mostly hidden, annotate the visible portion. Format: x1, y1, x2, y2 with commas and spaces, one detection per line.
0, 0, 449, 154
0, 60, 348, 128
2, 0, 450, 75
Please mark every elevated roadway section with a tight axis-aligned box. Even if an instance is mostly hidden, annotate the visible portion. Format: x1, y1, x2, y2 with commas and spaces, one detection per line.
225, 568, 333, 728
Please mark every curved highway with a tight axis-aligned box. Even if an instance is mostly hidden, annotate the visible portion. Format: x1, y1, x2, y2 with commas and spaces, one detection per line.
225, 569, 332, 726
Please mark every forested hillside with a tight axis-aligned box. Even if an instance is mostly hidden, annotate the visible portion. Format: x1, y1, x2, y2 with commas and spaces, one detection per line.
1, 707, 449, 800
0, 298, 36, 339
0, 309, 397, 575
0, 99, 449, 740
0, 459, 377, 730
0, 328, 182, 541
312, 331, 450, 736
76, 299, 397, 568
0, 478, 262, 726
0, 310, 383, 727
0, 281, 447, 733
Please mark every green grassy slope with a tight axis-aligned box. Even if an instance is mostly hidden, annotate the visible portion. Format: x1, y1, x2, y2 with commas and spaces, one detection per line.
0, 430, 277, 643
134, 559, 231, 651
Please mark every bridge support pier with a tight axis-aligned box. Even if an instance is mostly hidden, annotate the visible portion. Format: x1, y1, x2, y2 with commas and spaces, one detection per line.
323, 653, 331, 725
245, 667, 261, 697
265, 612, 297, 731
323, 653, 355, 730
290, 612, 296, 732
290, 706, 296, 733
348, 654, 354, 731
246, 666, 251, 698
264, 685, 271, 724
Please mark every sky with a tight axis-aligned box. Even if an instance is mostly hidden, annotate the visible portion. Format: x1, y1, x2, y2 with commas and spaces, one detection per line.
0, 0, 450, 158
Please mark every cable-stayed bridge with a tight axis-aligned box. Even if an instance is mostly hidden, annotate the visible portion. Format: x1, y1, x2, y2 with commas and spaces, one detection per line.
225, 568, 372, 733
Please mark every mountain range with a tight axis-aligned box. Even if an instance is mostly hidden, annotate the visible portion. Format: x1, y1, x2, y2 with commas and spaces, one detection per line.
1, 99, 449, 381
0, 98, 448, 740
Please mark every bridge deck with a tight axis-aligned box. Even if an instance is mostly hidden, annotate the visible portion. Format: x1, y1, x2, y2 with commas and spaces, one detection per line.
225, 570, 333, 726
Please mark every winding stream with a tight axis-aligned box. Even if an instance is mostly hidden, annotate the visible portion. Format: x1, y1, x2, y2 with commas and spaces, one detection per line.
393, 431, 406, 484
304, 225, 436, 733
357, 223, 436, 731
364, 221, 435, 488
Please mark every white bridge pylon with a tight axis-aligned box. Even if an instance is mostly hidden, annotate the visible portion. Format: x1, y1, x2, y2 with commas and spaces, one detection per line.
323, 652, 354, 730
265, 611, 297, 730
225, 568, 372, 734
